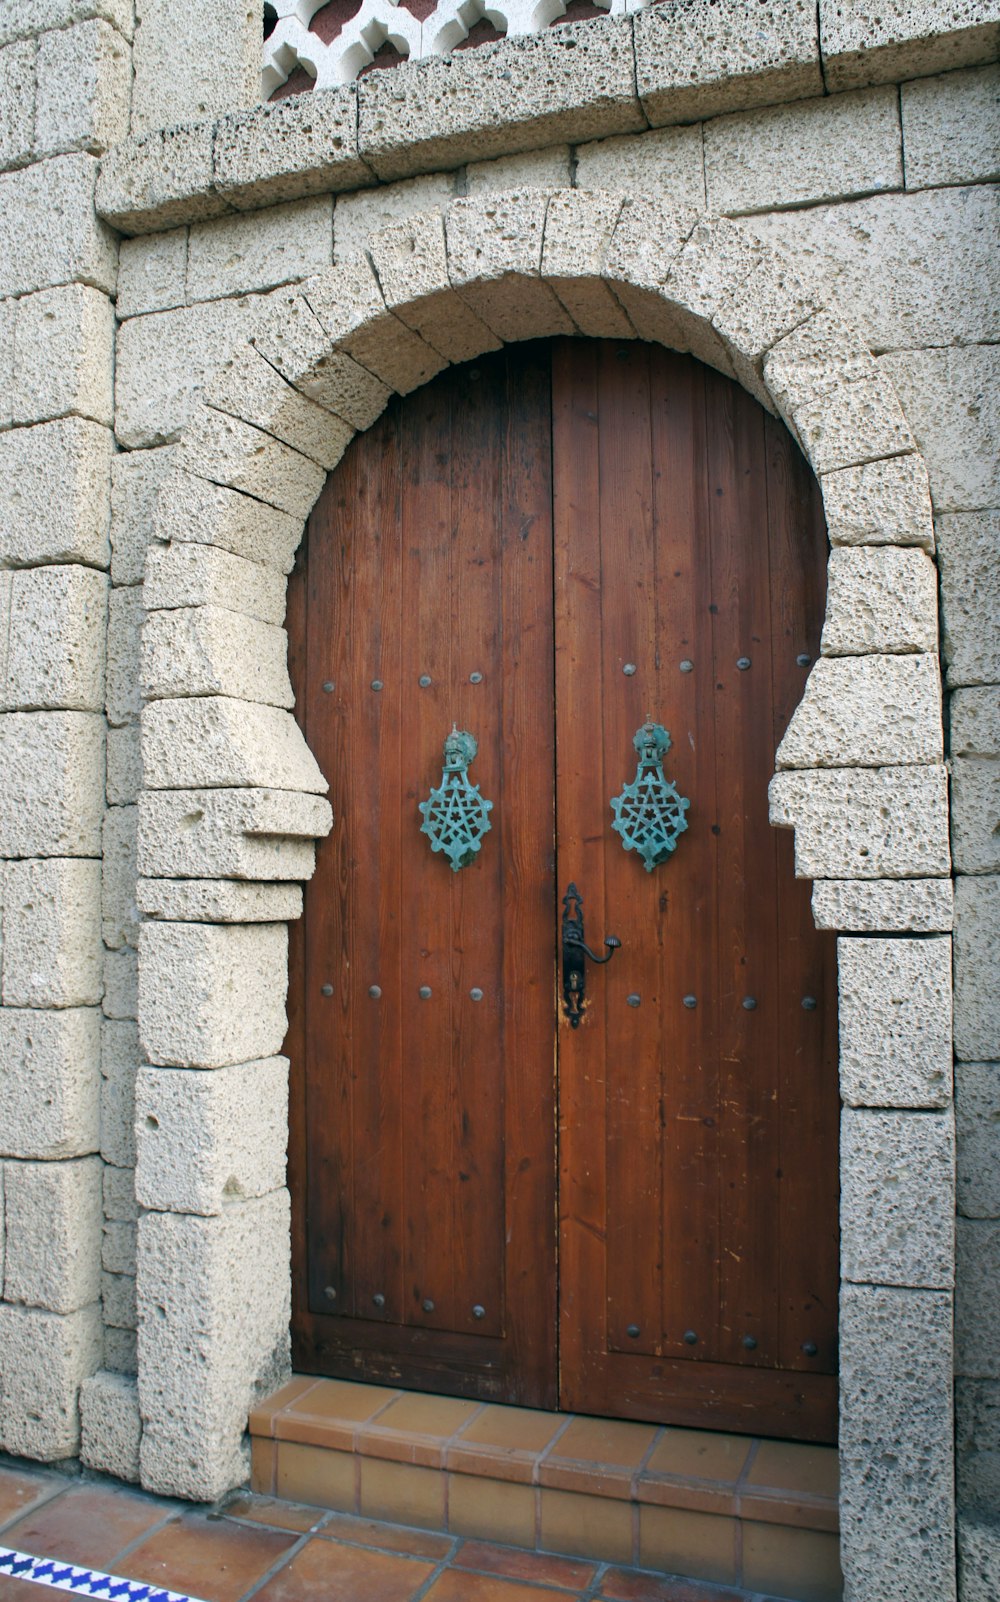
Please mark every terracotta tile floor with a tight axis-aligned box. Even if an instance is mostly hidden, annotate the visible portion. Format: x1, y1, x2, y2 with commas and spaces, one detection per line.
0, 1458, 817, 1602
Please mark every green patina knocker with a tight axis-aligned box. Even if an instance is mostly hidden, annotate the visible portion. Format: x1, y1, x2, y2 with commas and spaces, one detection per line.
419, 725, 494, 871
610, 721, 691, 871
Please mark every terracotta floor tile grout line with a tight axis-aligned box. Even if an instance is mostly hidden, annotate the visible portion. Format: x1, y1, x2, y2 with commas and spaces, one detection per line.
394, 1535, 461, 1602
266, 1376, 327, 1437
0, 1472, 70, 1537
102, 1502, 196, 1573
233, 1525, 327, 1601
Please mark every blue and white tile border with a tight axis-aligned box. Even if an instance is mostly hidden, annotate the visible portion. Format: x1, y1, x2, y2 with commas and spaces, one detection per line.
0, 1548, 206, 1602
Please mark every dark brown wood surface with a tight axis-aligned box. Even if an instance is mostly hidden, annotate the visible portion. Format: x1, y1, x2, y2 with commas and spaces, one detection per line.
288, 338, 838, 1439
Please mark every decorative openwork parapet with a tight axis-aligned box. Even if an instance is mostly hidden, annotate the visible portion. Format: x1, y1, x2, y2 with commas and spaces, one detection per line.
610, 721, 690, 872
419, 726, 494, 871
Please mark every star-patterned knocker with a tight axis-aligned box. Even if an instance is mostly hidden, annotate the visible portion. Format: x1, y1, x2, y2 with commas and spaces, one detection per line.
419, 726, 494, 871
610, 721, 690, 871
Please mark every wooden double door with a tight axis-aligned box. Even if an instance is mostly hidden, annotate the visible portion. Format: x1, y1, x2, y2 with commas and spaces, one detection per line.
287, 339, 839, 1443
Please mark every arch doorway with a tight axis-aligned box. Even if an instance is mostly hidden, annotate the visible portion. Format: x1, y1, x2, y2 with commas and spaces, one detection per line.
285, 338, 838, 1444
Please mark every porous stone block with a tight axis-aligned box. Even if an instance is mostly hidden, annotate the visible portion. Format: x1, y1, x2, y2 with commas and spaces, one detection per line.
812, 878, 953, 934
100, 1017, 139, 1167
304, 257, 447, 397
203, 346, 354, 471
903, 63, 1000, 189
106, 586, 144, 728
879, 346, 1000, 514
130, 0, 258, 134
138, 920, 289, 1069
110, 445, 172, 587
0, 38, 34, 171
937, 511, 1000, 688
838, 935, 953, 1108
951, 760, 1000, 875
957, 1218, 1000, 1376
775, 653, 942, 769
145, 543, 286, 626
3, 1155, 103, 1312
0, 1, 134, 48
956, 1377, 1000, 1515
114, 295, 261, 449
636, 0, 820, 123
2, 857, 102, 1008
252, 287, 391, 433
137, 787, 329, 881
95, 121, 226, 235
466, 145, 571, 196
705, 87, 901, 216
334, 172, 455, 265
575, 125, 705, 209
819, 455, 935, 551
104, 1163, 138, 1223
102, 805, 138, 951
3, 564, 107, 712
102, 1218, 136, 1276
35, 18, 129, 160
957, 1064, 1000, 1220
958, 1516, 1000, 1602
769, 765, 951, 880
137, 878, 302, 923
0, 711, 104, 856
445, 190, 573, 343
839, 1284, 955, 1602
764, 311, 915, 474
107, 724, 143, 806
0, 1007, 100, 1159
177, 405, 325, 521
954, 876, 1000, 1062
821, 546, 938, 656
602, 197, 710, 362
12, 283, 114, 429
0, 153, 117, 296
214, 85, 370, 212
0, 416, 112, 567
137, 1190, 291, 1499
102, 947, 138, 1022
0, 299, 14, 430
116, 228, 187, 320
80, 1369, 140, 1482
841, 1108, 954, 1287
367, 208, 500, 363
358, 19, 643, 182
102, 1270, 136, 1329
953, 687, 1000, 760
0, 1302, 102, 1460
136, 1056, 288, 1215
186, 196, 332, 304
821, 1, 1000, 92
154, 468, 303, 576
540, 188, 633, 341
104, 1326, 137, 1375
141, 605, 293, 710
142, 696, 327, 793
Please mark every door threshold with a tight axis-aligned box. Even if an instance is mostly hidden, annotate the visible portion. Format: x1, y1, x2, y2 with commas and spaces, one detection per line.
249, 1377, 841, 1601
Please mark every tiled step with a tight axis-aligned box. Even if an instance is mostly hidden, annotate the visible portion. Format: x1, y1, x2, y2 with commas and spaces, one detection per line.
249, 1378, 841, 1602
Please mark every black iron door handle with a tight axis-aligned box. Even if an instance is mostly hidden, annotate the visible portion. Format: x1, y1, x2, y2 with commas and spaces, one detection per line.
562, 883, 620, 1027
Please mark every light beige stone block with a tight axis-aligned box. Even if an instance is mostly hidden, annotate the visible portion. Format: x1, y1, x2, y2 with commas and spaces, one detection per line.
95, 121, 226, 235
103, 1164, 138, 1223
575, 124, 705, 210
106, 586, 144, 728
186, 196, 332, 304
838, 935, 953, 1108
769, 764, 951, 879
820, 454, 935, 551
136, 878, 302, 924
104, 1326, 138, 1376
0, 152, 117, 297
821, 0, 1000, 92
603, 196, 708, 359
35, 18, 130, 159
0, 711, 104, 857
0, 1302, 102, 1460
0, 298, 14, 430
903, 64, 1000, 189
2, 857, 102, 1007
80, 1369, 140, 1482
776, 653, 942, 769
252, 286, 391, 433
0, 2, 134, 49
213, 85, 370, 212
102, 1269, 136, 1329
102, 805, 138, 951
114, 295, 261, 449
957, 1218, 1000, 1377
102, 1218, 136, 1276
937, 511, 1000, 688
635, 0, 821, 124
102, 948, 137, 1022
107, 724, 143, 807
445, 190, 574, 343
137, 787, 329, 881
334, 172, 455, 264
144, 542, 286, 626
706, 87, 901, 216
12, 283, 114, 427
136, 1056, 288, 1215
177, 405, 325, 521
3, 1155, 102, 1312
100, 1017, 138, 1167
954, 876, 1000, 1063
130, 0, 258, 134
203, 345, 354, 471
138, 921, 289, 1068
305, 256, 447, 397
952, 687, 1000, 758
841, 1108, 955, 1287
116, 228, 187, 320
0, 1007, 100, 1160
4, 564, 107, 713
879, 345, 1000, 514
812, 878, 953, 934
467, 145, 571, 195
821, 547, 938, 656
141, 696, 326, 793
0, 416, 112, 567
540, 188, 633, 341
153, 468, 303, 576
141, 605, 293, 709
956, 1064, 1000, 1220
110, 445, 173, 587
0, 38, 34, 171
367, 208, 501, 363
952, 760, 1000, 875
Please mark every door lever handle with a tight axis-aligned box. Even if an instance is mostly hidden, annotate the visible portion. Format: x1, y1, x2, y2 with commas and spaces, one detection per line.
562, 883, 620, 1027
565, 931, 622, 965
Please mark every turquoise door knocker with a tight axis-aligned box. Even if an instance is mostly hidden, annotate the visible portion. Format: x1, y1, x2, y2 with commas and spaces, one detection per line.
610, 721, 690, 871
419, 726, 494, 871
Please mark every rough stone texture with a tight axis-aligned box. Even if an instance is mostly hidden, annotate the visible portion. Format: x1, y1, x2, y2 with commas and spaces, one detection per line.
251, 287, 391, 434
100, 1018, 139, 1168
775, 653, 942, 769
466, 145, 571, 197
839, 1284, 955, 1602
34, 19, 130, 160
103, 1218, 136, 1276
102, 948, 137, 1022
136, 878, 302, 924
137, 1190, 290, 1500
0, 1302, 102, 1460
3, 1155, 102, 1313
769, 765, 951, 880
903, 63, 1000, 190
106, 586, 144, 728
705, 87, 901, 216
575, 124, 705, 210
104, 1163, 138, 1223
3, 564, 107, 712
0, 3, 134, 48
138, 921, 289, 1069
80, 1369, 140, 1482
203, 346, 353, 472
0, 416, 112, 568
130, 0, 259, 134
958, 1516, 1000, 1602
0, 38, 34, 172
820, 546, 938, 656
0, 153, 117, 297
838, 935, 953, 1109
635, 0, 822, 124
109, 446, 173, 587
937, 511, 1000, 688
140, 696, 325, 795
116, 228, 187, 320
821, 1, 1000, 92
879, 346, 1000, 514
12, 283, 114, 428
136, 1056, 288, 1215
0, 1007, 100, 1160
957, 1219, 1000, 1377
177, 405, 325, 521
186, 196, 332, 304
953, 688, 1000, 758
956, 1063, 1000, 1220
153, 468, 303, 576
95, 121, 226, 235
144, 543, 286, 627
0, 712, 104, 857
444, 189, 573, 344
819, 454, 935, 550
107, 725, 143, 808
114, 296, 261, 449
102, 805, 138, 951
357, 19, 644, 182
305, 258, 446, 399
213, 86, 371, 212
951, 759, 1000, 875
137, 787, 329, 881
540, 188, 634, 341
104, 1326, 138, 1375
141, 606, 293, 709
957, 1377, 1000, 1516
368, 208, 501, 363
334, 172, 455, 265
0, 300, 14, 430
812, 878, 954, 934
102, 1270, 136, 1330
1, 857, 103, 1007
841, 1108, 955, 1287
954, 876, 1000, 1062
